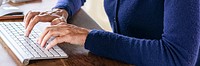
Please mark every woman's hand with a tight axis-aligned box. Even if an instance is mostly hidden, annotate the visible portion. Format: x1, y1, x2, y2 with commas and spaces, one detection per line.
37, 22, 91, 50
24, 9, 69, 36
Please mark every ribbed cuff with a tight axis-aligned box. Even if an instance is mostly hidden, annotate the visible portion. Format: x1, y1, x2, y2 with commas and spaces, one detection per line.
84, 30, 98, 50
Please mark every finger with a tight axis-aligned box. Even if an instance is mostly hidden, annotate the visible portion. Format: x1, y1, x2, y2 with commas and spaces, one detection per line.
24, 11, 40, 28
39, 11, 47, 15
40, 31, 55, 47
45, 37, 61, 50
57, 22, 67, 25
60, 16, 67, 22
38, 26, 51, 44
23, 11, 30, 22
24, 11, 32, 27
51, 18, 61, 25
25, 15, 40, 37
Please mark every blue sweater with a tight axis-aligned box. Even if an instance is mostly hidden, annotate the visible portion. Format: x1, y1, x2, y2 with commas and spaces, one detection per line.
54, 0, 200, 66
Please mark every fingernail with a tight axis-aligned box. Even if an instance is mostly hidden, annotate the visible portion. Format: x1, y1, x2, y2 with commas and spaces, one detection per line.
45, 48, 48, 50
45, 46, 49, 50
24, 30, 29, 37
24, 33, 27, 37
37, 39, 41, 44
24, 30, 27, 36
38, 41, 40, 44
40, 44, 43, 47
36, 39, 39, 43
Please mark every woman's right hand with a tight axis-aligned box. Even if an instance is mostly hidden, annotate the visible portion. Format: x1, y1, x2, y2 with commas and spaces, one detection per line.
24, 9, 69, 37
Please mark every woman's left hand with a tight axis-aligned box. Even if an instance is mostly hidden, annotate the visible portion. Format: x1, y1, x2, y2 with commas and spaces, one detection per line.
37, 22, 91, 50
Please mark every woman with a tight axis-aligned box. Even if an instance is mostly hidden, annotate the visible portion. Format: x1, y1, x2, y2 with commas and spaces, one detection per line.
24, 0, 200, 66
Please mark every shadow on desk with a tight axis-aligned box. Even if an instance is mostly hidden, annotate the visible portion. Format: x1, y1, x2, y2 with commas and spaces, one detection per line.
0, 9, 133, 66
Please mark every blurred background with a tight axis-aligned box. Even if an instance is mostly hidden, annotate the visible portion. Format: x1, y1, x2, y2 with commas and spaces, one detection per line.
82, 0, 111, 31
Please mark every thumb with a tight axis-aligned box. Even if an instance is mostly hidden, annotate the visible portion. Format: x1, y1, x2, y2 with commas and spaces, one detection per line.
51, 16, 67, 25
51, 18, 61, 25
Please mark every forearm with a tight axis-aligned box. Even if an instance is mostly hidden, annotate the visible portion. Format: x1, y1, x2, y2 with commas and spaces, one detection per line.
84, 0, 200, 66
85, 29, 198, 66
85, 30, 169, 66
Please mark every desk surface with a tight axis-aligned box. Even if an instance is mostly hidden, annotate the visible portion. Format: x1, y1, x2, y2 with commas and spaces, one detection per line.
0, 0, 132, 66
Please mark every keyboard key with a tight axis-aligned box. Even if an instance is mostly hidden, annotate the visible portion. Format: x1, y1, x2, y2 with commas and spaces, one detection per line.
15, 40, 21, 44
13, 37, 18, 40
32, 52, 40, 57
53, 46, 67, 56
53, 46, 60, 49
49, 49, 60, 57
30, 44, 37, 48
22, 48, 28, 52
29, 35, 35, 39
31, 39, 37, 42
58, 52, 68, 57
38, 52, 47, 57
35, 47, 43, 52
26, 46, 35, 52
21, 41, 28, 44
43, 50, 53, 57
20, 45, 26, 49
53, 47, 63, 52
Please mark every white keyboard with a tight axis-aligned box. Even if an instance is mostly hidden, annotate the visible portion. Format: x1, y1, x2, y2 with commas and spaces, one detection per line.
0, 22, 68, 65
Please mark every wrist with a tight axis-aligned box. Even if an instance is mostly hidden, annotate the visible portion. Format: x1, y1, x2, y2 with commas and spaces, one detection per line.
53, 8, 69, 20
82, 29, 91, 46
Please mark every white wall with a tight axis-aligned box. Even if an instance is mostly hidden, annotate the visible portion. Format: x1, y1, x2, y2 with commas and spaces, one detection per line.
82, 0, 112, 31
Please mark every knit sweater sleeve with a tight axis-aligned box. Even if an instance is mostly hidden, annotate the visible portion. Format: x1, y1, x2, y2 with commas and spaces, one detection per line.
53, 0, 86, 17
84, 0, 200, 66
